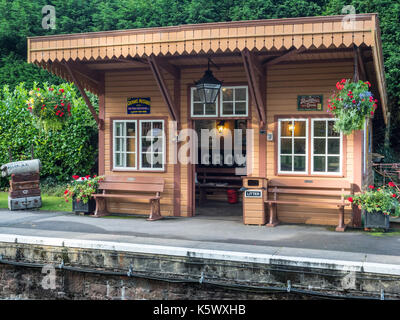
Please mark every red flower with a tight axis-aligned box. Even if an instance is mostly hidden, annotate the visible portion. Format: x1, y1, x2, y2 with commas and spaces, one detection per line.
64, 190, 68, 195
72, 175, 79, 180
94, 175, 97, 178
392, 194, 397, 198
341, 79, 346, 84
371, 111, 374, 116
81, 177, 85, 180
368, 185, 375, 189
352, 100, 356, 104
347, 197, 353, 203
388, 182, 395, 187
85, 175, 91, 179
61, 103, 64, 107
59, 88, 64, 93
37, 88, 40, 91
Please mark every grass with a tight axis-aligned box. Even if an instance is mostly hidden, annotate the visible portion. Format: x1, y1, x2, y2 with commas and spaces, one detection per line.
0, 191, 72, 212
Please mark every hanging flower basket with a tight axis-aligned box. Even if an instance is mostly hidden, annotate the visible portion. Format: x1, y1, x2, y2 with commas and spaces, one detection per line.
26, 84, 72, 131
327, 79, 378, 135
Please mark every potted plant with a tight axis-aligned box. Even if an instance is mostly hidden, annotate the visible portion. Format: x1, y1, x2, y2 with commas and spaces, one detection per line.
348, 182, 400, 230
26, 83, 73, 132
327, 79, 378, 135
64, 175, 104, 214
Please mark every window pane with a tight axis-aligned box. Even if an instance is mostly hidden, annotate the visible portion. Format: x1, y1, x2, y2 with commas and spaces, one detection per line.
141, 153, 152, 168
115, 138, 123, 152
115, 153, 123, 167
294, 156, 306, 172
314, 121, 326, 137
313, 138, 325, 154
294, 139, 306, 154
328, 121, 339, 137
153, 153, 163, 168
127, 137, 136, 152
115, 122, 123, 136
328, 138, 340, 154
280, 138, 292, 154
205, 103, 216, 115
152, 137, 164, 152
235, 102, 247, 115
222, 102, 233, 115
222, 88, 233, 101
193, 103, 203, 115
192, 89, 200, 101
235, 88, 246, 101
152, 122, 163, 137
280, 156, 292, 171
141, 138, 152, 152
314, 156, 325, 172
328, 156, 340, 172
294, 121, 306, 137
141, 122, 152, 136
280, 121, 292, 137
126, 122, 136, 136
127, 153, 136, 168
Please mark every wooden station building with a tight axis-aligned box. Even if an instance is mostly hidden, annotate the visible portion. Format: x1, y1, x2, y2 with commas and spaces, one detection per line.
27, 13, 388, 229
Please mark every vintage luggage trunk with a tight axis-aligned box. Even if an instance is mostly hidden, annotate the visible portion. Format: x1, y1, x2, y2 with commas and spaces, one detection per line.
10, 173, 40, 182
10, 180, 40, 191
9, 188, 41, 199
8, 196, 42, 210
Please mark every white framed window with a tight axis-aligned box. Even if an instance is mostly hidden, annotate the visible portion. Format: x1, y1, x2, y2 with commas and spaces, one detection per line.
139, 120, 165, 171
311, 119, 342, 175
278, 119, 308, 174
190, 87, 218, 117
112, 119, 165, 171
113, 120, 137, 170
220, 86, 248, 117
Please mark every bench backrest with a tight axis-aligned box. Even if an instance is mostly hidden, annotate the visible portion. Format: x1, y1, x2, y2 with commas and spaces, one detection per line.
196, 167, 243, 184
99, 176, 164, 193
268, 179, 354, 198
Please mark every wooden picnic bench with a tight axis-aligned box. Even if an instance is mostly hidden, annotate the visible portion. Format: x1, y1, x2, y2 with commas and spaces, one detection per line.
265, 179, 354, 232
196, 167, 243, 205
93, 176, 165, 221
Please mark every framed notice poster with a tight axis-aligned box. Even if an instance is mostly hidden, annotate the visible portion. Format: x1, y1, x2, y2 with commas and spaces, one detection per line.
297, 95, 323, 111
127, 97, 151, 114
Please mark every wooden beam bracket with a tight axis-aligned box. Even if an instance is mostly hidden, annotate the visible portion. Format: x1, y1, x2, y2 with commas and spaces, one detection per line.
241, 49, 266, 125
147, 54, 180, 124
64, 62, 103, 129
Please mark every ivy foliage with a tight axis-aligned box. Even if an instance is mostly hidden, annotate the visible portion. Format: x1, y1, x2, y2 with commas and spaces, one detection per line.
0, 83, 98, 188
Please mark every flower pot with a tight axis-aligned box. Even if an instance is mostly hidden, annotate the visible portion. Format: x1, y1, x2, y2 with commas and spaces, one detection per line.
72, 197, 96, 214
364, 211, 390, 230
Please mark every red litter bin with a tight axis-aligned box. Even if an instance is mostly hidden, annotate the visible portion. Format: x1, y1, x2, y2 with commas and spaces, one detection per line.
227, 189, 238, 204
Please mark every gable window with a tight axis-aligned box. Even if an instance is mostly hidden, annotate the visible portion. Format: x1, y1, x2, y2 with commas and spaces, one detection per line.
220, 86, 248, 116
278, 119, 308, 174
311, 119, 342, 174
190, 86, 248, 117
113, 119, 165, 171
191, 87, 217, 117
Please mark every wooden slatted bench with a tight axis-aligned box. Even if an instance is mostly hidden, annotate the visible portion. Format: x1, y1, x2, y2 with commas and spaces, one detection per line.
196, 167, 243, 205
93, 176, 165, 221
265, 179, 354, 232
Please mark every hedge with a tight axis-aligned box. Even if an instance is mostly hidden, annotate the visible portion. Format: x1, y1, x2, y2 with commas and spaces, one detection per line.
0, 82, 98, 188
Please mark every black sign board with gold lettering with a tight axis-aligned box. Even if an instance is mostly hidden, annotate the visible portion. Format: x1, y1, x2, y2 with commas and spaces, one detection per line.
297, 95, 323, 111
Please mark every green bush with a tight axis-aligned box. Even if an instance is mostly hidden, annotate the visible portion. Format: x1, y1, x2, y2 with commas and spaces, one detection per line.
0, 82, 98, 188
